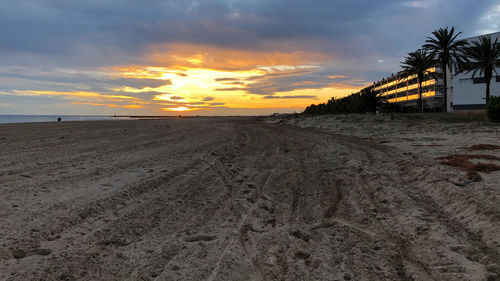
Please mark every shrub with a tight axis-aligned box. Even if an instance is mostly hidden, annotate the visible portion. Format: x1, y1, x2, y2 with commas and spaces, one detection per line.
487, 96, 500, 121
303, 89, 379, 115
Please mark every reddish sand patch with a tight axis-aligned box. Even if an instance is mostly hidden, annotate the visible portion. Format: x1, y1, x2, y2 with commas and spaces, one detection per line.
436, 154, 500, 179
412, 144, 444, 147
466, 144, 500, 151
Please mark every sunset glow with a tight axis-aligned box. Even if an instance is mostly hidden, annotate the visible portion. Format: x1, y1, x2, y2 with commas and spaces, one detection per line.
99, 59, 363, 114
163, 106, 196, 112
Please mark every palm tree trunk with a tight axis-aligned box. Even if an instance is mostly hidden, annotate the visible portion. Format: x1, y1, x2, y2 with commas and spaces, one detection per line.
419, 80, 423, 113
442, 63, 447, 112
486, 78, 491, 104
485, 67, 492, 104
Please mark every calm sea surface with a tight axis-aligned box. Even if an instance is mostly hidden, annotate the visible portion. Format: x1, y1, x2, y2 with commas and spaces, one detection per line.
0, 115, 131, 124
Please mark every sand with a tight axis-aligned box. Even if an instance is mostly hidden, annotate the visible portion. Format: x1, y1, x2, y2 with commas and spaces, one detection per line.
0, 116, 499, 280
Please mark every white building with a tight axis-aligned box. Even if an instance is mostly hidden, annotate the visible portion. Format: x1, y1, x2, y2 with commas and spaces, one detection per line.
451, 31, 500, 110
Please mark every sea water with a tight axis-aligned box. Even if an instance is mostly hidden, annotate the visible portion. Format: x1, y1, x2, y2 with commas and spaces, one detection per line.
0, 115, 130, 124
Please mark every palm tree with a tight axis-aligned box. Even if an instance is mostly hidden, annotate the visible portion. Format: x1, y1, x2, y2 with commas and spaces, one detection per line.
400, 49, 436, 113
423, 26, 467, 112
460, 35, 500, 104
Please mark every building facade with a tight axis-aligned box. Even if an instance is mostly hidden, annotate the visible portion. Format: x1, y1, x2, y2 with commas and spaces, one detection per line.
373, 67, 444, 110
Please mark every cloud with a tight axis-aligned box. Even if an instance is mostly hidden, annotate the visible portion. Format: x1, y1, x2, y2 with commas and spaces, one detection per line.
215, 78, 239, 82
1, 1, 493, 65
263, 95, 317, 99
329, 75, 348, 79
0, 89, 154, 113
170, 96, 184, 100
202, 96, 215, 101
475, 4, 500, 34
116, 91, 169, 100
72, 102, 144, 109
0, 66, 172, 99
215, 87, 245, 92
147, 43, 330, 71
225, 81, 246, 85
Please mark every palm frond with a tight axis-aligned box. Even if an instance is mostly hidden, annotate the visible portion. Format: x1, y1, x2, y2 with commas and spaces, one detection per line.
423, 26, 467, 70
400, 49, 436, 77
460, 35, 500, 77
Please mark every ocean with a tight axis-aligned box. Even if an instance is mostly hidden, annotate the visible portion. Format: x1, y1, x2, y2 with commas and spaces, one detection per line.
0, 115, 131, 124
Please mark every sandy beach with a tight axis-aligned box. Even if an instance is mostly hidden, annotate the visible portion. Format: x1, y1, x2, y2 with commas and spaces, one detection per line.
1, 116, 499, 280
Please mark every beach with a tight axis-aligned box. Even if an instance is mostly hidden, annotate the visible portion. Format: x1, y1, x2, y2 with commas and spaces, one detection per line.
0, 116, 499, 280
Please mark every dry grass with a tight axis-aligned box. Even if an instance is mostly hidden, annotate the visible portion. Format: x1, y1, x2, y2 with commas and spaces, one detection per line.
392, 110, 490, 123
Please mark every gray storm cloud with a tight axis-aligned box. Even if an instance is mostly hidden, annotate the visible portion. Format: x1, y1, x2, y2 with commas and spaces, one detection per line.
1, 0, 495, 68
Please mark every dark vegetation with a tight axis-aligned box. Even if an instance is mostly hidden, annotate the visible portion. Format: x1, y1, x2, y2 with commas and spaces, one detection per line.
303, 88, 378, 115
487, 96, 500, 121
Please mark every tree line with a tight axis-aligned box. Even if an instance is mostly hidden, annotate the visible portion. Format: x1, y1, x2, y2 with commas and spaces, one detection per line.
303, 87, 378, 115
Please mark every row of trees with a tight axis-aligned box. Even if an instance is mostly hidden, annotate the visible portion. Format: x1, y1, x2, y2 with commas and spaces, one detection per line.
403, 26, 500, 112
303, 87, 378, 115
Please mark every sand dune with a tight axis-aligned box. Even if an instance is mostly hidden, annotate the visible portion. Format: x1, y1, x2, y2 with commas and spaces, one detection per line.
0, 116, 499, 280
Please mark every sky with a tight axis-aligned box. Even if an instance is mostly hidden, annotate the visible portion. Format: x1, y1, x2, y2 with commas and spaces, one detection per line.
1, 0, 499, 116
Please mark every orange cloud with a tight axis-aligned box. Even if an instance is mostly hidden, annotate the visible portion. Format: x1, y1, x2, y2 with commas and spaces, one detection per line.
13, 90, 147, 110
72, 102, 144, 109
146, 43, 331, 71
14, 90, 137, 101
329, 75, 348, 79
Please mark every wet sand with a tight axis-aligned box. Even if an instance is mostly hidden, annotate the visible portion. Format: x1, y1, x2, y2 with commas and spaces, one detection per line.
0, 116, 499, 280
